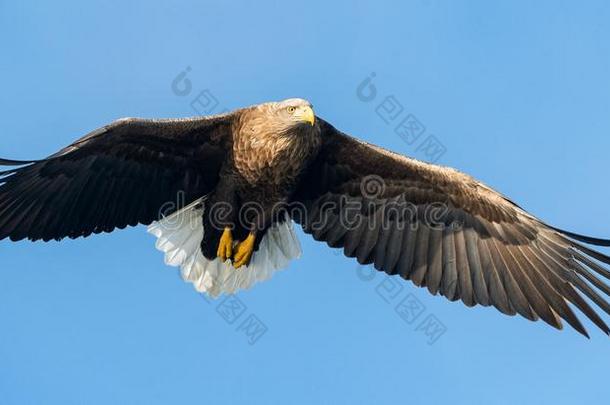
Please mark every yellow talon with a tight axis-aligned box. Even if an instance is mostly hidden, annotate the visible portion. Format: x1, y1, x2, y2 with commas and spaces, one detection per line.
232, 232, 256, 268
217, 227, 233, 262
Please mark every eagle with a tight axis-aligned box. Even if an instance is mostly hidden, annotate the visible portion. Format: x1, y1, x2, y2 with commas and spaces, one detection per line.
2, 98, 610, 337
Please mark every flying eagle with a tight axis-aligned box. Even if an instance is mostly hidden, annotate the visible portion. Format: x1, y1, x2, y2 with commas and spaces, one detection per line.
2, 98, 610, 337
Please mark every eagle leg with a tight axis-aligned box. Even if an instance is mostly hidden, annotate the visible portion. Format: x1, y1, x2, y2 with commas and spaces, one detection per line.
216, 227, 233, 262
232, 232, 256, 268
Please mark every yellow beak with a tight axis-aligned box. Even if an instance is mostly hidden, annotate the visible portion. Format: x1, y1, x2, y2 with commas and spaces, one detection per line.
300, 106, 315, 126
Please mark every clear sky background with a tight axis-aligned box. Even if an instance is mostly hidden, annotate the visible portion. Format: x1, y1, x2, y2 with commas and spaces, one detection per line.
1, 1, 610, 404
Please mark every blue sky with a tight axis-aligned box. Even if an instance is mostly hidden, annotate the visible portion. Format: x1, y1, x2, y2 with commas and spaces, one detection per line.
1, 1, 610, 404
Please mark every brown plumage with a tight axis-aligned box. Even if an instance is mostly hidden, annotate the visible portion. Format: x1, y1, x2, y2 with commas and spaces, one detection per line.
2, 97, 610, 337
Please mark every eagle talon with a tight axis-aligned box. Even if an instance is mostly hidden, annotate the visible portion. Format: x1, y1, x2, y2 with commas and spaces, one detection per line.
216, 227, 233, 262
232, 232, 256, 268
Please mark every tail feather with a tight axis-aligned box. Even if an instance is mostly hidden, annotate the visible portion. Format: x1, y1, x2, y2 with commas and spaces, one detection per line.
147, 197, 301, 298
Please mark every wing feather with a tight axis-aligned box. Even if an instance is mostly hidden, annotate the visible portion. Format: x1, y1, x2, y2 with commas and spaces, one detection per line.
293, 120, 610, 336
441, 226, 459, 301
453, 227, 474, 305
0, 115, 233, 241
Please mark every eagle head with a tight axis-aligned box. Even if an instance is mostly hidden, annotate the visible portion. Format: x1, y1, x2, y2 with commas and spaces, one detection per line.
248, 98, 316, 136
274, 98, 315, 127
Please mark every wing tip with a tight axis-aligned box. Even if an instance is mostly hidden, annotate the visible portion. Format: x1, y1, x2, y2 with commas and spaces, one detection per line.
551, 226, 610, 247
0, 158, 37, 166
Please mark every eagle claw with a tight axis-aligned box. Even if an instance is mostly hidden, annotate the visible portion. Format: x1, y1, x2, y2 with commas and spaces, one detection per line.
232, 233, 256, 268
217, 227, 233, 262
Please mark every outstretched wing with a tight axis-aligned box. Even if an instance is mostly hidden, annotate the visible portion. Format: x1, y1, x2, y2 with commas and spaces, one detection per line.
0, 114, 234, 242
292, 119, 610, 337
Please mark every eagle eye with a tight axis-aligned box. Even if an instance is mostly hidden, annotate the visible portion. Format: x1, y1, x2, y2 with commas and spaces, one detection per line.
287, 106, 296, 113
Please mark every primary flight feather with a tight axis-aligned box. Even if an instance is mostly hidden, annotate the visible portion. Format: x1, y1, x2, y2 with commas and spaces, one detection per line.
2, 97, 610, 337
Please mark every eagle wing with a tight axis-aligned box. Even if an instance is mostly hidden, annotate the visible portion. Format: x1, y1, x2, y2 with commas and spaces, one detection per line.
292, 119, 610, 337
0, 114, 234, 242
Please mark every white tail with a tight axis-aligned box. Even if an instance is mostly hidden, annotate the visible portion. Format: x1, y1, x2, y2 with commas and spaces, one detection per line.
147, 198, 301, 297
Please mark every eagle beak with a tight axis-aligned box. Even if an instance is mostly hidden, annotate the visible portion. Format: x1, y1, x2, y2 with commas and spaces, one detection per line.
300, 106, 315, 126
